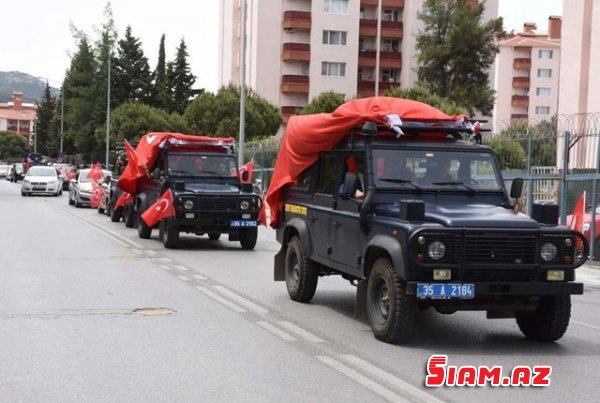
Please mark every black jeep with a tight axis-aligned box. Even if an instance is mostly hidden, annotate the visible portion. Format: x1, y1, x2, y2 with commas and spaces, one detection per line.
274, 122, 588, 344
135, 144, 261, 249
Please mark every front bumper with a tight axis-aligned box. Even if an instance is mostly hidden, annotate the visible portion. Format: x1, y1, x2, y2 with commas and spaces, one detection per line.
22, 183, 60, 194
406, 281, 583, 297
173, 211, 259, 232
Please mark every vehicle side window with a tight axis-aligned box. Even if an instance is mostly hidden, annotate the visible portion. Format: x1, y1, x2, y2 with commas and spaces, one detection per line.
316, 154, 340, 195
295, 165, 314, 191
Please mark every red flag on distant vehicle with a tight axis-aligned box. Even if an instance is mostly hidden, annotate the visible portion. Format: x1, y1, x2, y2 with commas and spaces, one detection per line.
141, 189, 175, 227
569, 191, 586, 232
114, 192, 133, 209
90, 182, 105, 209
239, 161, 254, 183
117, 141, 148, 194
87, 162, 104, 180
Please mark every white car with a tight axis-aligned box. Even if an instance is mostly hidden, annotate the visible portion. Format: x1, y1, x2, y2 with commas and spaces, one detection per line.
21, 166, 63, 196
0, 164, 9, 177
68, 168, 111, 207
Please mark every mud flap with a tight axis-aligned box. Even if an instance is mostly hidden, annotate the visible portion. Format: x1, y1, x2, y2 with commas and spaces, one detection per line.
274, 246, 286, 281
354, 279, 368, 321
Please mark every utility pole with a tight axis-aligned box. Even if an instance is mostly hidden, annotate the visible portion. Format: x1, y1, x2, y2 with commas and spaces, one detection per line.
238, 0, 247, 166
33, 119, 37, 153
374, 0, 382, 96
60, 86, 64, 154
105, 52, 111, 168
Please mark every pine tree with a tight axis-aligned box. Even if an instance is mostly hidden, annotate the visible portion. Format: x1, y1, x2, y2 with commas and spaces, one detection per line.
168, 38, 198, 114
152, 34, 171, 109
113, 26, 153, 106
34, 81, 56, 155
416, 0, 502, 115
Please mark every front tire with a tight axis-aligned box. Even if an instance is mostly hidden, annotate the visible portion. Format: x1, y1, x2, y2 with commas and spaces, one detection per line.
366, 258, 416, 344
137, 207, 152, 239
515, 295, 571, 342
68, 195, 75, 205
124, 206, 135, 228
239, 227, 258, 250
208, 233, 221, 240
160, 220, 179, 249
285, 236, 318, 302
111, 206, 122, 222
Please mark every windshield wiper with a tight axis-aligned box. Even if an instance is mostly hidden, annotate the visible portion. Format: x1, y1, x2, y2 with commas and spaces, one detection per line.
379, 178, 424, 192
432, 181, 477, 194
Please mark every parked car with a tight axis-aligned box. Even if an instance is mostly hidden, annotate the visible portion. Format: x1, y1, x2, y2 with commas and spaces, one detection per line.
9, 163, 25, 182
0, 164, 9, 177
68, 168, 111, 207
53, 163, 72, 190
21, 166, 63, 196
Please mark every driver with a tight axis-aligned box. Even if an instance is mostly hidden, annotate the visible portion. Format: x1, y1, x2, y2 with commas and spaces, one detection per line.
424, 157, 452, 183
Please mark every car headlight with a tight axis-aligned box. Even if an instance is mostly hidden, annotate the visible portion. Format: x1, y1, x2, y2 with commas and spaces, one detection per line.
23, 179, 30, 184
184, 200, 194, 210
583, 222, 591, 232
428, 241, 446, 260
541, 242, 558, 262
240, 200, 250, 210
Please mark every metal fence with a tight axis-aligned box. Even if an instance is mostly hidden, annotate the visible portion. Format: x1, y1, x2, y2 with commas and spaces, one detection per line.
243, 113, 600, 259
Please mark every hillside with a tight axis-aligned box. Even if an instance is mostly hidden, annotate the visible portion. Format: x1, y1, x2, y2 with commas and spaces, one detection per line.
0, 71, 60, 103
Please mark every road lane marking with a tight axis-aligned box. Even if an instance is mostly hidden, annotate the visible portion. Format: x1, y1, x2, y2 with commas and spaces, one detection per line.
157, 257, 172, 263
572, 320, 600, 332
256, 321, 296, 341
158, 265, 172, 271
277, 321, 323, 343
212, 286, 269, 314
177, 275, 191, 282
196, 287, 247, 313
175, 265, 189, 272
192, 274, 206, 281
146, 250, 157, 255
316, 356, 408, 403
131, 249, 143, 255
340, 355, 443, 403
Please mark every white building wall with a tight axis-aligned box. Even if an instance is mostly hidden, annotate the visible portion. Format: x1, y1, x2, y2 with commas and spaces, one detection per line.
528, 45, 560, 120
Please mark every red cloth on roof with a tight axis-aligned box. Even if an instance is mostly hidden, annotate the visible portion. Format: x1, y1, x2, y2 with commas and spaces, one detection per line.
266, 97, 464, 228
117, 132, 235, 194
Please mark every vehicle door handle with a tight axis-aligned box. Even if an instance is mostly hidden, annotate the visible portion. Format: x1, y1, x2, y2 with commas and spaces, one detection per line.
333, 220, 342, 228
309, 214, 317, 223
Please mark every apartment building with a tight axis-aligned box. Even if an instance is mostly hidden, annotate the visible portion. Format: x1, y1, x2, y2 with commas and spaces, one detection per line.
219, 0, 498, 121
557, 0, 600, 169
0, 91, 36, 139
493, 17, 561, 124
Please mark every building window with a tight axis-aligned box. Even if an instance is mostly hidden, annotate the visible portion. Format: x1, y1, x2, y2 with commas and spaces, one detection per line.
323, 30, 347, 45
324, 0, 348, 14
382, 40, 400, 52
383, 9, 400, 21
536, 87, 551, 96
300, 63, 309, 76
535, 106, 551, 115
381, 69, 400, 83
321, 62, 346, 77
538, 50, 553, 59
537, 68, 552, 78
7, 120, 17, 132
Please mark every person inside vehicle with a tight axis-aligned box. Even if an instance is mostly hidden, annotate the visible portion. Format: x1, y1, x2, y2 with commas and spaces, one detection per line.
339, 156, 365, 199
423, 157, 453, 184
380, 156, 415, 182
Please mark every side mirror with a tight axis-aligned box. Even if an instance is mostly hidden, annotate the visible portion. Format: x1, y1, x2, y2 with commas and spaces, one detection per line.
152, 168, 160, 179
241, 170, 249, 182
343, 172, 358, 198
510, 178, 524, 198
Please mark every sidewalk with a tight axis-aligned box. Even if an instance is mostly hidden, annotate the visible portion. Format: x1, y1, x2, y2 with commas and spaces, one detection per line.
579, 263, 600, 287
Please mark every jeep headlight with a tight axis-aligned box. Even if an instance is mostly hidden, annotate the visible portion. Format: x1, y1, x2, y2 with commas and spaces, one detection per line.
184, 200, 194, 210
240, 200, 250, 210
540, 242, 557, 262
428, 241, 446, 261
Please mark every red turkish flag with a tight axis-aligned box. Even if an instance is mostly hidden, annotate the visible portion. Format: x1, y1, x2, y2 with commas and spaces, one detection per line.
239, 161, 254, 183
117, 140, 147, 194
114, 192, 133, 209
569, 191, 586, 232
141, 189, 175, 227
259, 192, 267, 226
90, 182, 105, 209
87, 162, 104, 180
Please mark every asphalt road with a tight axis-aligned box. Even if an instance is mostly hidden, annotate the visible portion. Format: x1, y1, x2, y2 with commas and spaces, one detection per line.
1, 179, 600, 402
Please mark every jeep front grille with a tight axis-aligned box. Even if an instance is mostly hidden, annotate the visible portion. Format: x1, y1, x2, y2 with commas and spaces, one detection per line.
465, 233, 537, 265
199, 197, 237, 212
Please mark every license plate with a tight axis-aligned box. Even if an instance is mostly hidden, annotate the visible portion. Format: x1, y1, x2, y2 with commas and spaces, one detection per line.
185, 213, 195, 219
33, 187, 45, 191
417, 283, 475, 299
230, 220, 257, 228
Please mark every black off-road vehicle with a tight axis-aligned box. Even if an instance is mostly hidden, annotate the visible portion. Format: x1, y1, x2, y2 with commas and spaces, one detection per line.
134, 142, 261, 249
273, 121, 588, 344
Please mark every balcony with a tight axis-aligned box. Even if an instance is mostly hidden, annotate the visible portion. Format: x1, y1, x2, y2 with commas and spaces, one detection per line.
513, 58, 532, 70
511, 95, 529, 107
281, 75, 309, 93
282, 43, 310, 62
361, 0, 405, 6
282, 11, 311, 32
512, 77, 530, 89
511, 114, 529, 121
357, 80, 396, 97
359, 19, 403, 38
358, 51, 402, 69
281, 106, 303, 122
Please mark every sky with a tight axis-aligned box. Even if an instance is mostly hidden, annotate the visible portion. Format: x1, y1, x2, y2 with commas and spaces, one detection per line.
0, 0, 563, 94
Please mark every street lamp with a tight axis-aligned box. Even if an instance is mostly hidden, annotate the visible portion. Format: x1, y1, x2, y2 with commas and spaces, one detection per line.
105, 51, 112, 168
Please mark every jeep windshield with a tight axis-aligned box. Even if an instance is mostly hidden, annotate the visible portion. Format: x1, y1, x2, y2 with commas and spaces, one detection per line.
372, 148, 503, 192
167, 154, 239, 179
